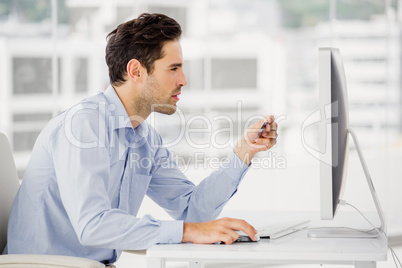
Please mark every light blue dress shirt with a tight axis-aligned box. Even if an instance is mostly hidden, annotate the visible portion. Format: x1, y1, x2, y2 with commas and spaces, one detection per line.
6, 85, 249, 264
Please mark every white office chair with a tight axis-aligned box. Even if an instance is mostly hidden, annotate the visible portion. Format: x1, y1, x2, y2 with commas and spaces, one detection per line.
0, 132, 108, 268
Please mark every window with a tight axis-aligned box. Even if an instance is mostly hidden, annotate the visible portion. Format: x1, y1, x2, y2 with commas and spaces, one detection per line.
183, 59, 204, 90
13, 113, 52, 122
13, 57, 61, 95
211, 58, 257, 89
13, 130, 41, 152
74, 57, 88, 93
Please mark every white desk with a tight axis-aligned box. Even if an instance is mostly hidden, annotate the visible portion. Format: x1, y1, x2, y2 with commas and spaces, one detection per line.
145, 211, 388, 268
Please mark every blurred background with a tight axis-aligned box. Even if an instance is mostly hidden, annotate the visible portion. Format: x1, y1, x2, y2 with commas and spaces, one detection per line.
1, 0, 402, 267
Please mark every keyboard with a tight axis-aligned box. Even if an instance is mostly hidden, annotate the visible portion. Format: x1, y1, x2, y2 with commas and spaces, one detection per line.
257, 220, 310, 239
236, 220, 310, 242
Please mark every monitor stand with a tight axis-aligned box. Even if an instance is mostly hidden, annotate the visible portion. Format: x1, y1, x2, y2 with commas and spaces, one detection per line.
308, 128, 386, 239
308, 227, 380, 238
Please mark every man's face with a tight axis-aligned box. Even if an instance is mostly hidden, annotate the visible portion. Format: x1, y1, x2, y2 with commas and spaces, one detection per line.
140, 40, 187, 115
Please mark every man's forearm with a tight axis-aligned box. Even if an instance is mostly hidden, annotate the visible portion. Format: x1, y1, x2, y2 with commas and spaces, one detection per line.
181, 151, 249, 223
233, 136, 257, 165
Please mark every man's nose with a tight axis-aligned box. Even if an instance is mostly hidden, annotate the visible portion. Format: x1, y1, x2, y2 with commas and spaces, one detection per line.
178, 71, 187, 87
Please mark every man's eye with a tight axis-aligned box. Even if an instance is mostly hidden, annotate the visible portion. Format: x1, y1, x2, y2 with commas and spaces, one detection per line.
171, 68, 178, 71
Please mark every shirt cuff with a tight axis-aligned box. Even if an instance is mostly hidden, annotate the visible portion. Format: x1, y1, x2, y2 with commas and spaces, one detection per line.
218, 150, 250, 187
223, 150, 250, 174
157, 220, 184, 244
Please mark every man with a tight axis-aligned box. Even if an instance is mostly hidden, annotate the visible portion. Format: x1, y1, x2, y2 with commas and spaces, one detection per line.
6, 13, 278, 264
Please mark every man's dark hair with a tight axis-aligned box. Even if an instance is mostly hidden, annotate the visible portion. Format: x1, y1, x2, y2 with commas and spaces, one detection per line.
105, 13, 182, 86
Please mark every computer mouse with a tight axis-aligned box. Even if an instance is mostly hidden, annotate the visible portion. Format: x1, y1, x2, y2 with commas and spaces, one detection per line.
235, 234, 260, 242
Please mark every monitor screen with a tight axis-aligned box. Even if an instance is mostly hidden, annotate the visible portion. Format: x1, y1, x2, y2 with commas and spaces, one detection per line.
309, 48, 385, 238
319, 48, 349, 220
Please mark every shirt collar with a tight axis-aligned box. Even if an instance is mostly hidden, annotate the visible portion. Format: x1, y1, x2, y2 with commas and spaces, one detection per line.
102, 85, 149, 141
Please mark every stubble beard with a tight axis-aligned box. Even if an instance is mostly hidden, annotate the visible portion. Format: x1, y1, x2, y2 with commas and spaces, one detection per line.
139, 75, 178, 116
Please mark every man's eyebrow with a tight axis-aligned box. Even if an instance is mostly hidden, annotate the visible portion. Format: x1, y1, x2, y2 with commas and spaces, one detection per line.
168, 63, 183, 68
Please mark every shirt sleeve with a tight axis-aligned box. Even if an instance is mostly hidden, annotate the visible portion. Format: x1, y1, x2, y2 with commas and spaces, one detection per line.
146, 134, 250, 223
51, 107, 183, 250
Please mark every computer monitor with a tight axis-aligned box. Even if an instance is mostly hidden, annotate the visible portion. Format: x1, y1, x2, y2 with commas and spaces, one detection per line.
319, 48, 349, 221
308, 48, 386, 238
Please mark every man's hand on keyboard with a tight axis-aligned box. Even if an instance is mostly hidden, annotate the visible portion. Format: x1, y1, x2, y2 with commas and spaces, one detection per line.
182, 217, 258, 245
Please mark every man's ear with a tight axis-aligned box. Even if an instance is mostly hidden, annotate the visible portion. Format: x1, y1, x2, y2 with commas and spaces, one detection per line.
126, 59, 143, 83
